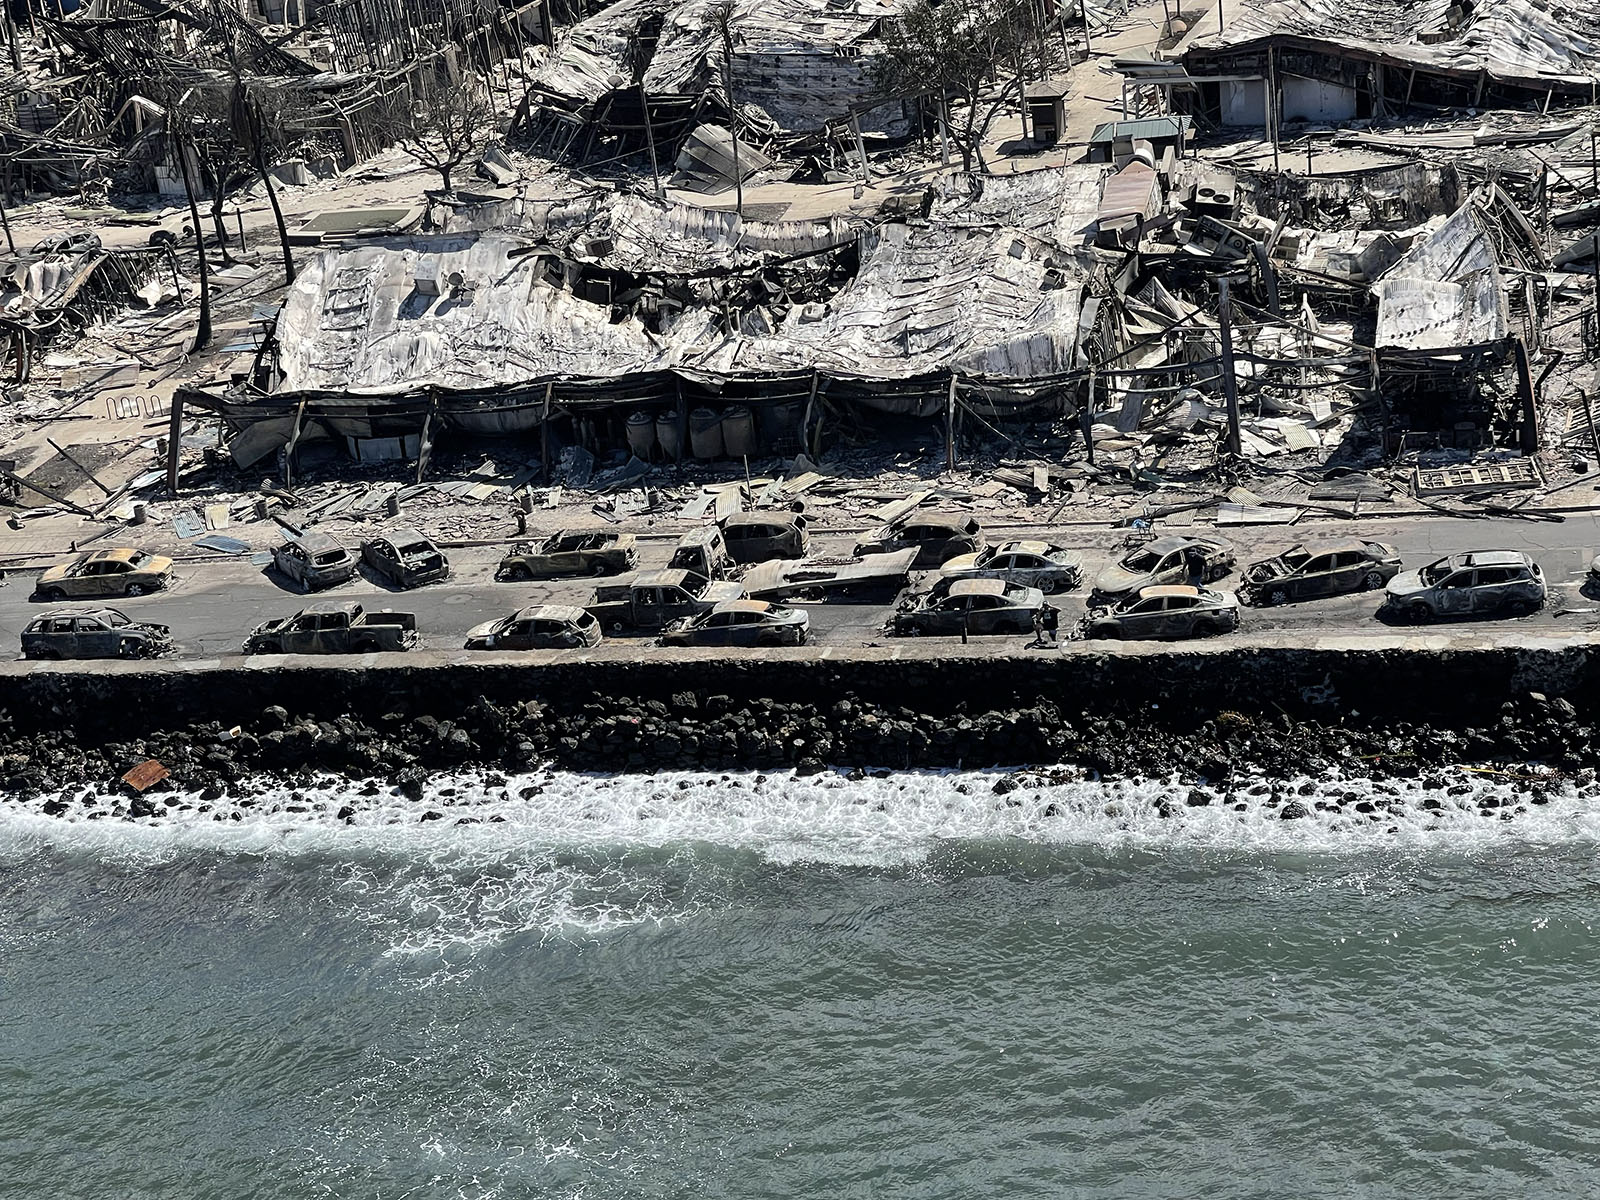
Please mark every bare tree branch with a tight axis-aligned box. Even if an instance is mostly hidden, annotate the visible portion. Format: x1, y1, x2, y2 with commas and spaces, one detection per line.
374, 80, 498, 195
877, 0, 1042, 176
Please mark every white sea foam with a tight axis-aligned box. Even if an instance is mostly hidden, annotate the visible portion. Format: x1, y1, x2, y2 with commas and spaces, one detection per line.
4, 767, 1595, 981
0, 765, 1595, 866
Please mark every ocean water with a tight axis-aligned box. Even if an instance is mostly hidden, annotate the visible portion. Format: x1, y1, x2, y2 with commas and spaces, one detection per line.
3, 769, 1599, 1199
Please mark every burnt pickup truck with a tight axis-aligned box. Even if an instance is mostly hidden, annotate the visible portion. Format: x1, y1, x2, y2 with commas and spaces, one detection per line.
586, 569, 745, 633
243, 601, 419, 654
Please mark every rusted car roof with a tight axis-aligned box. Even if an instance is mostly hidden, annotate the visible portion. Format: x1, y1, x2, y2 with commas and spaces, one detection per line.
1138, 585, 1205, 599
708, 599, 776, 615
86, 547, 144, 563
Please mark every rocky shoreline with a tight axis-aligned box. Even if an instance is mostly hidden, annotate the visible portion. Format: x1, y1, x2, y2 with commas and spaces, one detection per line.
0, 687, 1589, 819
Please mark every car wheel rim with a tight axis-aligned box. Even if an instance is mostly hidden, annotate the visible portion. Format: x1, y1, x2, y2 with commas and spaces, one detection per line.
1362, 572, 1383, 591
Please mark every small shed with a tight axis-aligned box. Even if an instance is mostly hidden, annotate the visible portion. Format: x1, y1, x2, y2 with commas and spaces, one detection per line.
1086, 115, 1191, 165
1025, 80, 1071, 146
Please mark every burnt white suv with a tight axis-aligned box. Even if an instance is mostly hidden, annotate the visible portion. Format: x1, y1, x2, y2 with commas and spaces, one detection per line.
1384, 551, 1545, 622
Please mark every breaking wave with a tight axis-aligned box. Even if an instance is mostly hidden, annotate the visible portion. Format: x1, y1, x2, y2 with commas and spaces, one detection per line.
0, 766, 1594, 865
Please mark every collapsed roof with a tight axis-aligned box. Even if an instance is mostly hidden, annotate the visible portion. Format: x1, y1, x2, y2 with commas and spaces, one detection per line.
273, 232, 671, 395
1186, 0, 1600, 88
1371, 200, 1508, 352
529, 0, 914, 140
261, 196, 1092, 400
687, 223, 1088, 379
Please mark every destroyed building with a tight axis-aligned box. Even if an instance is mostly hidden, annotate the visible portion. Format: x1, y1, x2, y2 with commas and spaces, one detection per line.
178, 190, 1102, 469
1177, 0, 1600, 128
521, 0, 920, 174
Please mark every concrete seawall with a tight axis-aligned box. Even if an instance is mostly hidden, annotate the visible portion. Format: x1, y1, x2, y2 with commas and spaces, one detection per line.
5, 635, 1595, 740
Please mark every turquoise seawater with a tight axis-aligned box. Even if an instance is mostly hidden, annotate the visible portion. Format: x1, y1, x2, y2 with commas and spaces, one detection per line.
2, 769, 1597, 1198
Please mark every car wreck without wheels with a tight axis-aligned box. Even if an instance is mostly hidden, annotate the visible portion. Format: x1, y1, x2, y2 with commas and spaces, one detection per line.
497, 531, 638, 580
22, 608, 173, 659
1239, 540, 1401, 606
244, 602, 420, 654
892, 578, 1045, 637
1080, 585, 1240, 640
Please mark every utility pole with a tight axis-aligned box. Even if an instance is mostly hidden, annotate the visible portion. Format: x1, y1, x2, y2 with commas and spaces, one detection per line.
1217, 275, 1243, 457
715, 4, 742, 217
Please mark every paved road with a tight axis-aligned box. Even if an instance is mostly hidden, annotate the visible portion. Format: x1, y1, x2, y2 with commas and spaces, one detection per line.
2, 514, 1598, 660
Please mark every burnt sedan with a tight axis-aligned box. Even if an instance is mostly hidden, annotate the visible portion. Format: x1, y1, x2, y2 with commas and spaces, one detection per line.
463, 605, 602, 651
939, 539, 1082, 593
361, 530, 450, 588
1081, 585, 1239, 640
1091, 535, 1234, 601
855, 513, 984, 568
892, 578, 1044, 637
1239, 539, 1401, 606
496, 531, 637, 580
660, 600, 809, 648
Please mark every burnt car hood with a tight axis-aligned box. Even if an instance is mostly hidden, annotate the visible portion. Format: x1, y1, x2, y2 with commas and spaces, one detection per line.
1093, 565, 1154, 595
1385, 570, 1429, 599
1244, 559, 1290, 582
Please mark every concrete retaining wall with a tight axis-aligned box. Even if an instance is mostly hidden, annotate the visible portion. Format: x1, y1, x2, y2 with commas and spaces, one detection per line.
4, 636, 1595, 741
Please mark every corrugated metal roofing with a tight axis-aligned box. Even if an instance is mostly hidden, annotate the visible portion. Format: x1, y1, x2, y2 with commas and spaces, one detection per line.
1087, 115, 1191, 144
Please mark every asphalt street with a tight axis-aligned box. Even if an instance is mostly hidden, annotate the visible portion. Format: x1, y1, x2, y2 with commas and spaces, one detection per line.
3, 514, 1599, 660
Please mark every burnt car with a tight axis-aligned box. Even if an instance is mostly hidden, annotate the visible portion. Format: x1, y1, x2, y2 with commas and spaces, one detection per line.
1082, 585, 1240, 640
720, 512, 810, 564
1240, 539, 1402, 606
34, 547, 175, 601
1091, 535, 1234, 601
244, 602, 417, 654
361, 530, 450, 588
660, 599, 810, 648
855, 513, 984, 568
496, 531, 638, 580
939, 539, 1082, 593
271, 531, 359, 591
1384, 551, 1545, 622
22, 608, 172, 659
892, 578, 1044, 637
463, 605, 602, 651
